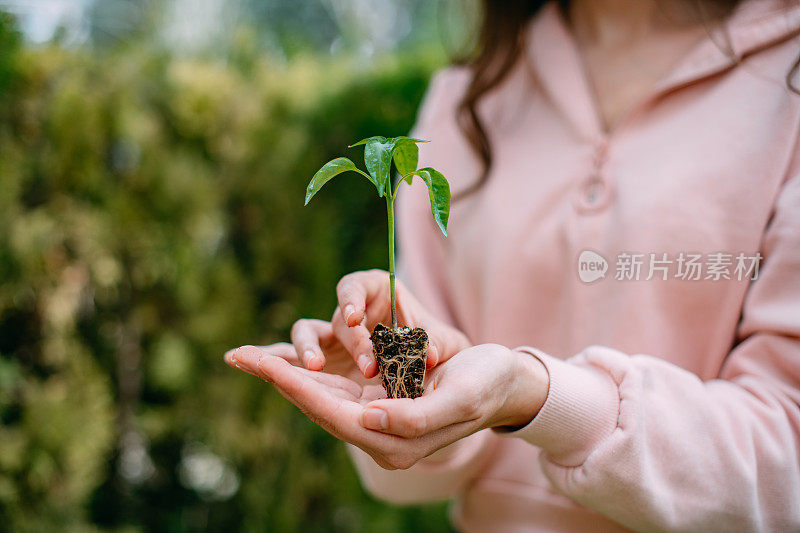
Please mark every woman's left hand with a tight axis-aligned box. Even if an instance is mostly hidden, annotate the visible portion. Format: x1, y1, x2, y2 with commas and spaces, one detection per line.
226, 342, 549, 469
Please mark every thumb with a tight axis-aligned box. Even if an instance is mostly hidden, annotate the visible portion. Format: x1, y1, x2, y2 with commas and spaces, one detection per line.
336, 270, 386, 327
359, 385, 476, 439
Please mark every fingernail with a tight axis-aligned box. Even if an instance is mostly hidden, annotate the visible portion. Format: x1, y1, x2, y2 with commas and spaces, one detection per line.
344, 304, 355, 325
228, 349, 252, 373
362, 408, 388, 430
357, 354, 371, 374
303, 350, 316, 368
308, 356, 323, 371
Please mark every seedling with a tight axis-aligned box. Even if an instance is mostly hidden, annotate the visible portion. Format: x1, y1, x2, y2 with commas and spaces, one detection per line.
304, 136, 451, 398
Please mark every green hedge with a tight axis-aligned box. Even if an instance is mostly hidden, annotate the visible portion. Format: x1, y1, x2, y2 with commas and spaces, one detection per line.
0, 16, 453, 531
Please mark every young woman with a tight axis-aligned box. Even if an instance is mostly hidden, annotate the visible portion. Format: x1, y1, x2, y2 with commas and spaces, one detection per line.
226, 0, 800, 530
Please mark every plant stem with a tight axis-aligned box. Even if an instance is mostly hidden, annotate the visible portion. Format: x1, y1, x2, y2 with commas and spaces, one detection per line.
386, 192, 397, 329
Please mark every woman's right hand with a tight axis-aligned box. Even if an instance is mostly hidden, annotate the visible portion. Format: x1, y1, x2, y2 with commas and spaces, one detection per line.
293, 269, 470, 379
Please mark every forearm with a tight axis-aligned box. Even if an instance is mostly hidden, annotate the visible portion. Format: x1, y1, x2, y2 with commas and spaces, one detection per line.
497, 344, 800, 531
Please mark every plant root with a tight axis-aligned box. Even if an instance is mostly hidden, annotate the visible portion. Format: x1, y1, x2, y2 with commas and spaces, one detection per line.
370, 323, 428, 399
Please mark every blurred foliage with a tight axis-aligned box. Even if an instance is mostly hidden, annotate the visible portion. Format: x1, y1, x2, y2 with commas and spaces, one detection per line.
0, 10, 20, 96
0, 10, 453, 532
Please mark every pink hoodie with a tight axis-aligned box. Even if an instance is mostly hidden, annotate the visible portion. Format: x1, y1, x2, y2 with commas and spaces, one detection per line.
347, 0, 800, 531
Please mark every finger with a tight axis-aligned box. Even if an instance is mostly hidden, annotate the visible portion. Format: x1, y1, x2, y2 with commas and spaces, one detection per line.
331, 307, 378, 378
426, 343, 439, 369
290, 319, 334, 371
256, 363, 351, 408
256, 355, 367, 441
336, 270, 386, 327
301, 366, 364, 399
270, 368, 360, 403
258, 356, 414, 466
225, 344, 299, 376
359, 387, 479, 439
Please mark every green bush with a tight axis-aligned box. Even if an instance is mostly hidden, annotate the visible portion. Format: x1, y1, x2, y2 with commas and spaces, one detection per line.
0, 17, 452, 531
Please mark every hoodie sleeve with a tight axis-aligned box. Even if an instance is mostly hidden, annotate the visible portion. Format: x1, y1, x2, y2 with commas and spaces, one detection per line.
494, 169, 800, 531
346, 67, 495, 504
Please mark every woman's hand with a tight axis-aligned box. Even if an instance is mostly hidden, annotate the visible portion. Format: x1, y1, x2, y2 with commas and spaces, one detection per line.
293, 269, 470, 378
225, 342, 549, 469
224, 269, 548, 469
359, 344, 549, 437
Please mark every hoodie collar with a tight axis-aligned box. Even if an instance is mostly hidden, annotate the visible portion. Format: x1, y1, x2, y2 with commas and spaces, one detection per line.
659, 0, 800, 90
525, 0, 800, 139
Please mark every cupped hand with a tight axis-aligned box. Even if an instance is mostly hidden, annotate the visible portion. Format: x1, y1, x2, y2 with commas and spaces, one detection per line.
356, 343, 549, 439
225, 342, 549, 470
293, 269, 470, 379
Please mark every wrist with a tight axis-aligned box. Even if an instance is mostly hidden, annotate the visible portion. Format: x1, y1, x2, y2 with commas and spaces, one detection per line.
491, 347, 549, 429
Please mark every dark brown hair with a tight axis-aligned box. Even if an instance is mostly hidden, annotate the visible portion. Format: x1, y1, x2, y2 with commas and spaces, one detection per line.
452, 0, 800, 201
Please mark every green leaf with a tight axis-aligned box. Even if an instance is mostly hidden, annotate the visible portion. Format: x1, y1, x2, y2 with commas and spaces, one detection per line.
393, 136, 427, 144
392, 139, 419, 176
304, 157, 375, 205
349, 135, 426, 148
363, 137, 393, 197
348, 136, 381, 148
351, 136, 430, 197
405, 167, 451, 236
